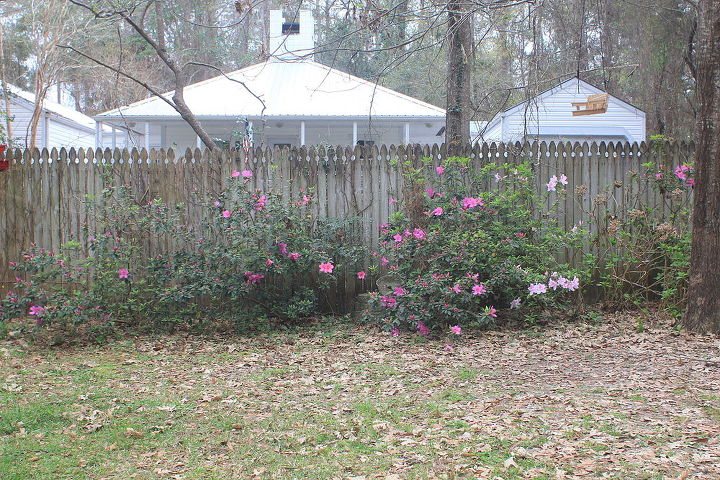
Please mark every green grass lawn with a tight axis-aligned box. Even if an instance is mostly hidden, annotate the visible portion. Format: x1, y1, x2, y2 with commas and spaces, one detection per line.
1, 315, 719, 479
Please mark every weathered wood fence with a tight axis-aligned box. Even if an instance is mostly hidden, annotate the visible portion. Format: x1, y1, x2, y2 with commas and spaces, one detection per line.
0, 141, 694, 302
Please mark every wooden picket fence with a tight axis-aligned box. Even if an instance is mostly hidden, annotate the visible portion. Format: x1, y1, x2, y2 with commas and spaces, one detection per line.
0, 141, 695, 310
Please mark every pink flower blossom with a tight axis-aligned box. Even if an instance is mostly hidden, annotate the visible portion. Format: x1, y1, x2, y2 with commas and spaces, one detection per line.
564, 276, 580, 291
391, 327, 400, 337
494, 173, 507, 182
241, 170, 253, 178
558, 174, 568, 185
686, 178, 695, 187
655, 172, 663, 180
319, 262, 334, 274
510, 298, 521, 309
231, 170, 241, 178
289, 252, 301, 260
214, 201, 222, 207
393, 286, 407, 296
301, 195, 310, 205
528, 283, 547, 295
412, 228, 426, 240
450, 325, 462, 335
451, 284, 462, 294
426, 187, 436, 198
431, 207, 443, 216
277, 243, 288, 255
674, 164, 690, 181
548, 278, 559, 290
389, 197, 397, 206
254, 195, 267, 210
417, 322, 430, 335
381, 257, 389, 267
380, 295, 397, 308
436, 165, 445, 175
118, 268, 129, 279
357, 271, 366, 279
485, 306, 497, 318
28, 305, 45, 316
461, 197, 483, 209
547, 175, 558, 191
393, 234, 403, 243
265, 259, 274, 267
472, 284, 487, 295
244, 271, 265, 284
444, 344, 454, 351
222, 210, 232, 218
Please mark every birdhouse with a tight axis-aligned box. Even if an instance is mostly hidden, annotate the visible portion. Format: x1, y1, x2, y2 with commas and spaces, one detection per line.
0, 145, 8, 172
571, 93, 609, 116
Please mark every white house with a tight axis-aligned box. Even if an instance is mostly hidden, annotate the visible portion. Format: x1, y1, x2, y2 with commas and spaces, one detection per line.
1, 84, 103, 149
477, 78, 646, 144
94, 10, 446, 151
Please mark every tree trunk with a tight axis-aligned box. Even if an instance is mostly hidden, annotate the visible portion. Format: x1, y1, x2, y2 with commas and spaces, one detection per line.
0, 20, 13, 148
445, 0, 472, 149
683, 0, 720, 334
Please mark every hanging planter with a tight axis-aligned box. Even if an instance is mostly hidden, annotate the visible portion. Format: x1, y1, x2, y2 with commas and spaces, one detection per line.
0, 144, 8, 172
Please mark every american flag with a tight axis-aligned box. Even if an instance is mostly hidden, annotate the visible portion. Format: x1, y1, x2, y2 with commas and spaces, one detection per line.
243, 120, 253, 155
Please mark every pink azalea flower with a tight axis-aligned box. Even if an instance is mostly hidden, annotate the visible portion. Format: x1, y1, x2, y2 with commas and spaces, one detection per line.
381, 257, 389, 267
431, 207, 443, 216
265, 259, 274, 267
510, 298, 521, 309
393, 286, 407, 296
451, 284, 462, 294
548, 278, 559, 290
391, 327, 400, 337
686, 178, 695, 187
558, 174, 568, 185
655, 172, 663, 180
674, 165, 689, 180
357, 271, 366, 279
444, 344, 454, 351
380, 295, 397, 308
289, 252, 301, 260
564, 277, 580, 291
494, 173, 506, 182
389, 197, 397, 206
118, 268, 129, 279
412, 228, 426, 240
450, 325, 462, 335
393, 234, 403, 243
426, 187, 436, 198
485, 306, 497, 318
436, 165, 445, 175
417, 322, 430, 335
301, 195, 311, 205
528, 283, 547, 295
244, 271, 265, 284
547, 175, 558, 192
28, 305, 45, 316
222, 210, 232, 218
472, 284, 486, 296
231, 170, 241, 178
277, 243, 288, 255
241, 170, 253, 178
319, 262, 334, 274
254, 195, 267, 210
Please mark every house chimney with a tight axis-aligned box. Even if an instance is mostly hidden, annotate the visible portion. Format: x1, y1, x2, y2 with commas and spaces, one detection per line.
269, 10, 314, 60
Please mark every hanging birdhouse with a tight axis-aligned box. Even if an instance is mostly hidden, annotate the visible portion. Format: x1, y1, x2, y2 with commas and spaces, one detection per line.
0, 145, 8, 172
571, 93, 609, 116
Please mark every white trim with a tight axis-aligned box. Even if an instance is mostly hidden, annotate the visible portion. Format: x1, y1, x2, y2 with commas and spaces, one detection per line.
300, 121, 305, 146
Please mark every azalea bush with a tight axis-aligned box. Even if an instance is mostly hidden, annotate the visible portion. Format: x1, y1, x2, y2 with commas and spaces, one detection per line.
0, 169, 365, 340
586, 159, 693, 315
362, 157, 588, 334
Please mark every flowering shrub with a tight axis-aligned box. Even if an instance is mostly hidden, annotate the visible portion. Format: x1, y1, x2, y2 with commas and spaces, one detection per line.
362, 157, 587, 333
587, 159, 693, 315
0, 170, 365, 339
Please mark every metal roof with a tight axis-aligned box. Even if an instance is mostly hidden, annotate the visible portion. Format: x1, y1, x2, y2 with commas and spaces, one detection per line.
6, 84, 99, 132
95, 59, 446, 120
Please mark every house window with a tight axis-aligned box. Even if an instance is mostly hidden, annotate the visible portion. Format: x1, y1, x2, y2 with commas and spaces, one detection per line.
282, 22, 300, 34
274, 143, 291, 149
356, 140, 374, 147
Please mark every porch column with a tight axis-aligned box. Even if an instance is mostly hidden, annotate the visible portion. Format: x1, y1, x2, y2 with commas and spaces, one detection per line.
300, 121, 306, 146
404, 122, 410, 145
111, 126, 117, 149
95, 121, 103, 149
160, 126, 167, 148
144, 122, 150, 151
352, 121, 357, 146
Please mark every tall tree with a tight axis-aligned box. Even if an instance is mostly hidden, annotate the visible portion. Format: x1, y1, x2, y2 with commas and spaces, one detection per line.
683, 0, 720, 334
445, 0, 473, 146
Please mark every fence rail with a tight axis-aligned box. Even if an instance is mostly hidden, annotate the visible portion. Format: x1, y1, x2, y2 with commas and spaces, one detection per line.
0, 141, 695, 304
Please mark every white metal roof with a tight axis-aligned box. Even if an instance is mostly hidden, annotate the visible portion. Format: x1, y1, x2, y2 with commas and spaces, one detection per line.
95, 59, 446, 120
